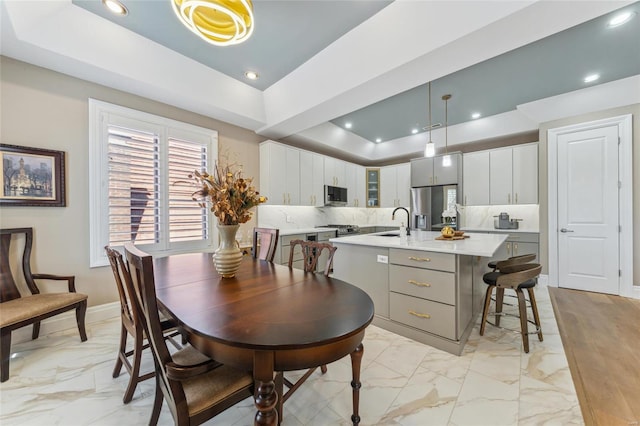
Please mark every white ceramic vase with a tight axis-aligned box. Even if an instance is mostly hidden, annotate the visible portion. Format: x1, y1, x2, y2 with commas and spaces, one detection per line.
213, 224, 243, 278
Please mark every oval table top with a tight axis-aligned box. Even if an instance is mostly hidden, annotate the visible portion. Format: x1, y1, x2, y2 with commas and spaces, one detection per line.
153, 253, 375, 351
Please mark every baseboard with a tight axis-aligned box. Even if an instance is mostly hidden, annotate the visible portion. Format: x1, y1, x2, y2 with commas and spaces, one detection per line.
538, 274, 552, 287
11, 302, 120, 345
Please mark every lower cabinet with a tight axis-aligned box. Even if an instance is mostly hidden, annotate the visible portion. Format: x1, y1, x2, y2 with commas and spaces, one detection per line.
484, 232, 539, 269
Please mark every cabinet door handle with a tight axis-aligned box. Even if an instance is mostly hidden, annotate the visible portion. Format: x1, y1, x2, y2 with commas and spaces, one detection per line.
283, 193, 286, 204
408, 310, 431, 319
434, 176, 438, 184
408, 256, 431, 262
465, 195, 467, 205
515, 193, 518, 204
506, 242, 511, 252
429, 176, 433, 184
288, 193, 291, 204
408, 280, 431, 287
508, 193, 511, 204
514, 243, 518, 254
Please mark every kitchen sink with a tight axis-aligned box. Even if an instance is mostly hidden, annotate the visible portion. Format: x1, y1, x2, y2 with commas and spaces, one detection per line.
377, 233, 400, 237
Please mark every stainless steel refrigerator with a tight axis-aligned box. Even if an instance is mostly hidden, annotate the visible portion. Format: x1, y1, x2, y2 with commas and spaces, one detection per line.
411, 185, 459, 231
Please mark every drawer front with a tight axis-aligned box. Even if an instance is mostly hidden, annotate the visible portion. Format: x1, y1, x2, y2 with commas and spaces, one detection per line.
281, 234, 307, 246
389, 265, 455, 305
281, 245, 303, 263
389, 249, 455, 272
390, 292, 456, 340
317, 231, 336, 241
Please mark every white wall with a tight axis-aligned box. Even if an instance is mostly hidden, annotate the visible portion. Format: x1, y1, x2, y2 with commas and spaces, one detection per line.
0, 56, 265, 306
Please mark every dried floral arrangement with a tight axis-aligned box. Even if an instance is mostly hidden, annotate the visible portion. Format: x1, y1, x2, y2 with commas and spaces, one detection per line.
188, 159, 266, 225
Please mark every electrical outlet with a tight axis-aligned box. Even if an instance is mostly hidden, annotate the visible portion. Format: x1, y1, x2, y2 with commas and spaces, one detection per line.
286, 215, 292, 223
377, 255, 388, 264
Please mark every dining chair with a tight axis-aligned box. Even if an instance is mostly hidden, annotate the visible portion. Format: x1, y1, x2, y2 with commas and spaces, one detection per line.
104, 246, 183, 403
278, 239, 338, 416
480, 261, 543, 353
1, 227, 87, 382
251, 227, 279, 262
123, 243, 253, 426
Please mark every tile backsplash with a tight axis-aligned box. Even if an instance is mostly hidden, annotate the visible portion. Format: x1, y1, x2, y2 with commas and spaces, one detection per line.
258, 205, 407, 229
258, 204, 540, 233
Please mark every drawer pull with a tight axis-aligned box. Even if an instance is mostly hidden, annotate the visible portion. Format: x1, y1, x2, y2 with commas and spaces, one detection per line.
408, 280, 431, 288
408, 310, 431, 319
408, 256, 431, 262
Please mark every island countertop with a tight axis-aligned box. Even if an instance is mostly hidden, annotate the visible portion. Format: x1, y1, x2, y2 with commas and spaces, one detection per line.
330, 231, 507, 257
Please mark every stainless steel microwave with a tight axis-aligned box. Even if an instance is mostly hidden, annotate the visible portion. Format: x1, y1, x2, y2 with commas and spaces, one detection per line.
324, 185, 347, 206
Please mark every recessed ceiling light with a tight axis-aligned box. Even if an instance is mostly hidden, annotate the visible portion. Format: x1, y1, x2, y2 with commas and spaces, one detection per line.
102, 0, 128, 16
471, 112, 481, 119
584, 73, 600, 83
244, 71, 259, 80
411, 128, 418, 134
345, 122, 352, 129
375, 138, 382, 143
608, 11, 636, 27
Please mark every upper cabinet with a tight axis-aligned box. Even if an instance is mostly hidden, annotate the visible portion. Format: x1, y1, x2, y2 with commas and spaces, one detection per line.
463, 142, 538, 206
324, 157, 346, 187
410, 153, 461, 187
366, 168, 380, 207
380, 163, 410, 208
489, 143, 538, 205
299, 151, 324, 206
345, 163, 366, 207
260, 141, 300, 205
462, 151, 490, 205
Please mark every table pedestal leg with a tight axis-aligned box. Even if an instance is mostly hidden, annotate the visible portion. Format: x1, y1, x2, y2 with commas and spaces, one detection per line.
254, 351, 278, 426
350, 343, 364, 425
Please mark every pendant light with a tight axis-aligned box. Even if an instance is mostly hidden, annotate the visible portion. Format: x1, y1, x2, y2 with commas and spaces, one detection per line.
424, 82, 435, 157
172, 0, 254, 47
441, 94, 452, 167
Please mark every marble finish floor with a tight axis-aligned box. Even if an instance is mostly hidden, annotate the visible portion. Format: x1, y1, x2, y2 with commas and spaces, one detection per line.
0, 284, 582, 425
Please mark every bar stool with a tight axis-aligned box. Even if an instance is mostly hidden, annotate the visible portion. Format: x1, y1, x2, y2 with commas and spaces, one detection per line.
480, 262, 543, 353
487, 253, 537, 271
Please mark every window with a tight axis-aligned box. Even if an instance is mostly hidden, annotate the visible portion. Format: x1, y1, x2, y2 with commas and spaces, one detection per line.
89, 99, 217, 267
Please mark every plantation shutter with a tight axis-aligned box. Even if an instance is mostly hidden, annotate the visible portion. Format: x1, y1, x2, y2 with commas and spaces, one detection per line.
107, 125, 159, 246
168, 137, 209, 242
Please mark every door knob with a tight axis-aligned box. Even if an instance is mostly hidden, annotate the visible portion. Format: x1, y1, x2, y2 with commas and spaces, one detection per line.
560, 228, 574, 233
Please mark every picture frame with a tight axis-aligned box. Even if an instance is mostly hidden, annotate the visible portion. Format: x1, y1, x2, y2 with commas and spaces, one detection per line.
0, 144, 66, 207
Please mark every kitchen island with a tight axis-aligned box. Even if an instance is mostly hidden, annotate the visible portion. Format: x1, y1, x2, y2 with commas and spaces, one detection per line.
330, 231, 507, 355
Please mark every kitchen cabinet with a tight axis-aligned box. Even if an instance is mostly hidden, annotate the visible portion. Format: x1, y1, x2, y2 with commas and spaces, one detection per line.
324, 157, 346, 187
484, 232, 539, 269
410, 153, 461, 187
489, 143, 538, 205
462, 151, 490, 205
259, 141, 300, 205
299, 151, 324, 206
366, 168, 380, 207
380, 163, 410, 208
345, 163, 366, 207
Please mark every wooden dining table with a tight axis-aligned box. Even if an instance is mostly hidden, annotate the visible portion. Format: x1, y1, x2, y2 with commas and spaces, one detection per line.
152, 253, 375, 425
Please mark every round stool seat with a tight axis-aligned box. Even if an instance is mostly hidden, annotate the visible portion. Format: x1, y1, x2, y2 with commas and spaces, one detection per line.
483, 271, 536, 289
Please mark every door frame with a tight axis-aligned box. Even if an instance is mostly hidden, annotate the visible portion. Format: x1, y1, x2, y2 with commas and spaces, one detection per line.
548, 114, 634, 298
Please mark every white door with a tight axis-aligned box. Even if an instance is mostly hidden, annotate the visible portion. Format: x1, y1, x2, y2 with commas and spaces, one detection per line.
556, 125, 619, 294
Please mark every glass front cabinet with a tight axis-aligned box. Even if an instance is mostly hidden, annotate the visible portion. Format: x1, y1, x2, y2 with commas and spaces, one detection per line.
366, 168, 380, 208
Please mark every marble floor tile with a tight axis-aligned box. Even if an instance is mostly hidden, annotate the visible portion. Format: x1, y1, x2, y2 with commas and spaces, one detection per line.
0, 284, 583, 425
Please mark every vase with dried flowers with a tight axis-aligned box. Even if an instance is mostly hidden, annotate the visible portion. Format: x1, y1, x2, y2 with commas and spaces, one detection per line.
189, 159, 266, 278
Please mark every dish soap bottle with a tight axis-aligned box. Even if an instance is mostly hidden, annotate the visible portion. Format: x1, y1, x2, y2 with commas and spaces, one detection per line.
399, 222, 407, 238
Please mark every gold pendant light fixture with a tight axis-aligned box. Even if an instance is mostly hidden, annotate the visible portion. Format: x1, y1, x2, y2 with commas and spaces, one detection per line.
172, 0, 254, 47
424, 81, 435, 158
441, 94, 452, 167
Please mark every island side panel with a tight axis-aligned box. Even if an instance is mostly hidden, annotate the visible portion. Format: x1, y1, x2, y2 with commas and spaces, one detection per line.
332, 243, 390, 318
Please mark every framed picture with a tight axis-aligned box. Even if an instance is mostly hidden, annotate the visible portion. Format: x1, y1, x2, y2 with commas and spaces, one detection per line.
0, 144, 66, 207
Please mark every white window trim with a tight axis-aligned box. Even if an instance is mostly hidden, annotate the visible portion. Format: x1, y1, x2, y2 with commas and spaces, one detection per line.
89, 99, 218, 267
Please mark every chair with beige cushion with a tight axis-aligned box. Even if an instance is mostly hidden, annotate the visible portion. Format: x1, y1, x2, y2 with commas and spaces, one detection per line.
105, 246, 183, 403
251, 227, 279, 262
0, 227, 87, 382
123, 242, 253, 425
277, 239, 338, 416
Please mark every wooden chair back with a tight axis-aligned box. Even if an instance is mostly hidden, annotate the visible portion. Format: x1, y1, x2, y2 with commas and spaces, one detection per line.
105, 246, 138, 334
1, 227, 37, 302
251, 227, 279, 262
288, 240, 337, 276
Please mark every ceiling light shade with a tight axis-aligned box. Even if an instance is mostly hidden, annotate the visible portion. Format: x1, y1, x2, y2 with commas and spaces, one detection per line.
424, 141, 435, 157
102, 0, 128, 15
583, 73, 600, 83
442, 94, 452, 167
172, 0, 254, 46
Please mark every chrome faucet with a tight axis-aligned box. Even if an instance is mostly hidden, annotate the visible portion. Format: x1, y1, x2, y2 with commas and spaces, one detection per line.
392, 207, 411, 236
